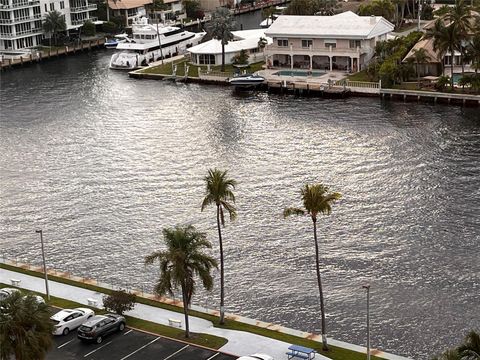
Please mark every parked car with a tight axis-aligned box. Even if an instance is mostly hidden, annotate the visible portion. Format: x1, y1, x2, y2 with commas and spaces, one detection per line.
50, 308, 95, 335
237, 354, 274, 360
0, 288, 45, 304
77, 314, 126, 344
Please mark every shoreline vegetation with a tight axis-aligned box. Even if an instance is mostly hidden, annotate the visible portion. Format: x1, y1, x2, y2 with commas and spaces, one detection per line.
1, 262, 386, 360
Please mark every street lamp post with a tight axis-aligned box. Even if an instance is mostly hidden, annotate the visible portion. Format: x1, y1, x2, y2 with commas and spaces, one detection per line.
362, 284, 371, 360
36, 230, 50, 300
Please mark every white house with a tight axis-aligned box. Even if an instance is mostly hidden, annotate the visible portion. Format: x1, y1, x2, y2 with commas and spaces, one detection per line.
264, 11, 394, 72
187, 28, 271, 66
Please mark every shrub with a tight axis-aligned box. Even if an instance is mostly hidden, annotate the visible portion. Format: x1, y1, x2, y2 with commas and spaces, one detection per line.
82, 20, 96, 37
102, 21, 117, 34
435, 75, 450, 91
102, 290, 136, 315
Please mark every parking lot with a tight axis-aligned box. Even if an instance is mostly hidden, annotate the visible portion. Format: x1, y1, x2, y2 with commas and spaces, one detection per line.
48, 327, 238, 360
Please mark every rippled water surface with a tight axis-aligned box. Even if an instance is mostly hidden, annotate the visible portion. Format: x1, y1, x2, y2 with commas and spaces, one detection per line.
1, 50, 479, 359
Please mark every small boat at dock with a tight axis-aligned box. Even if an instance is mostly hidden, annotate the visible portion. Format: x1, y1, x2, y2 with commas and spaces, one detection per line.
105, 34, 129, 49
228, 73, 265, 87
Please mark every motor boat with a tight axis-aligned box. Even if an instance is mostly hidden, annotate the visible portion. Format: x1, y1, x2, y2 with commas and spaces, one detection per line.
105, 34, 129, 49
109, 17, 205, 70
228, 73, 265, 87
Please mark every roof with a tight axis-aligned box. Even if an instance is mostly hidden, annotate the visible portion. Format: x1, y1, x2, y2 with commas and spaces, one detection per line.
188, 29, 272, 55
264, 11, 394, 39
108, 0, 152, 10
403, 37, 443, 63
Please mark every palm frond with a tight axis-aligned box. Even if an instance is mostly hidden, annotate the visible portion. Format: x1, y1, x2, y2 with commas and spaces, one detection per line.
283, 207, 305, 218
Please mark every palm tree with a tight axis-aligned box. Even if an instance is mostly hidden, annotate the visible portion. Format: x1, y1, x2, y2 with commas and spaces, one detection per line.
201, 168, 237, 325
43, 10, 66, 47
209, 7, 235, 72
465, 34, 480, 73
145, 225, 217, 338
411, 48, 430, 88
283, 183, 341, 351
0, 292, 54, 360
445, 0, 473, 76
425, 18, 460, 88
458, 330, 480, 360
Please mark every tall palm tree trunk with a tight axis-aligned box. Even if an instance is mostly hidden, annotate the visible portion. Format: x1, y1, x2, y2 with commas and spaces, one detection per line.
181, 283, 190, 338
217, 204, 225, 325
450, 46, 455, 89
313, 219, 328, 351
221, 42, 225, 72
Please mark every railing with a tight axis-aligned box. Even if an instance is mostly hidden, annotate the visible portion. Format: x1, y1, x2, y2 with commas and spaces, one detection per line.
0, 13, 41, 24
0, 27, 41, 38
70, 3, 97, 12
335, 79, 380, 89
198, 68, 232, 79
0, 0, 40, 9
266, 46, 366, 55
71, 16, 97, 25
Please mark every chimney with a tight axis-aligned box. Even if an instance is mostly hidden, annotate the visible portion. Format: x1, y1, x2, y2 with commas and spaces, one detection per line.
370, 15, 376, 25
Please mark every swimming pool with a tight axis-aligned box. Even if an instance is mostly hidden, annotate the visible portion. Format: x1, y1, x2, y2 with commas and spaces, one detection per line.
452, 72, 475, 84
274, 70, 325, 77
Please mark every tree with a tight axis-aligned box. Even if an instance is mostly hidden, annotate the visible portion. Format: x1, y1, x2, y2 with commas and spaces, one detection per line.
232, 49, 249, 65
0, 292, 54, 360
284, 0, 316, 15
201, 168, 237, 325
425, 18, 460, 88
465, 34, 480, 73
102, 290, 137, 315
283, 184, 341, 351
183, 0, 203, 20
209, 8, 235, 72
411, 48, 430, 87
458, 330, 480, 360
145, 225, 217, 338
43, 10, 66, 47
102, 21, 117, 34
358, 0, 395, 23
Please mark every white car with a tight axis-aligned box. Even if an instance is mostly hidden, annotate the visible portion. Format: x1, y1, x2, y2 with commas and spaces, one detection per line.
51, 308, 95, 335
237, 354, 274, 360
0, 288, 44, 304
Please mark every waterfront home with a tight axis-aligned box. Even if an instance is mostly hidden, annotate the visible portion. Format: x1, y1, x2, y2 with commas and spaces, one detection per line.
0, 0, 97, 52
264, 11, 394, 72
187, 28, 271, 66
108, 0, 152, 27
199, 0, 239, 12
149, 0, 185, 24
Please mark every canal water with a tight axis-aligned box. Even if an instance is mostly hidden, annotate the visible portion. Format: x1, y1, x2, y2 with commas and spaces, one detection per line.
0, 48, 479, 359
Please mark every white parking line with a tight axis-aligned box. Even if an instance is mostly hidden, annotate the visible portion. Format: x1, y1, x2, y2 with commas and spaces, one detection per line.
206, 353, 220, 360
163, 345, 189, 360
119, 337, 160, 360
123, 330, 133, 336
83, 341, 113, 358
57, 339, 75, 349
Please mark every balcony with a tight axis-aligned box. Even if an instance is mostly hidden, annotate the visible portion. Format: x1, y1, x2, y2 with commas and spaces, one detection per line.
0, 27, 42, 38
0, 13, 41, 24
70, 4, 97, 13
0, 0, 40, 10
266, 45, 367, 57
71, 16, 97, 25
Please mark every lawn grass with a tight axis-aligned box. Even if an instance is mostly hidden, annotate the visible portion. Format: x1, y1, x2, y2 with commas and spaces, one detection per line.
138, 59, 264, 78
347, 70, 377, 82
1, 263, 387, 359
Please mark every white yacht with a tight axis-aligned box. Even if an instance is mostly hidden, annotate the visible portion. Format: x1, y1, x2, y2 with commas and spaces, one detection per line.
109, 17, 205, 70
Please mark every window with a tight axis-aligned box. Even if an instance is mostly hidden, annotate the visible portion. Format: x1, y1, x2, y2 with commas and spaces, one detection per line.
49, 2, 54, 10
198, 54, 215, 65
301, 39, 312, 48
44, 4, 47, 11
324, 40, 336, 48
349, 40, 361, 48
60, 1, 64, 9
277, 38, 288, 47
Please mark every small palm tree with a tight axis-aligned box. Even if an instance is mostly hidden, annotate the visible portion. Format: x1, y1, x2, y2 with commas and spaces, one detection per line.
201, 168, 237, 325
465, 34, 480, 73
458, 330, 480, 360
43, 10, 67, 47
0, 292, 54, 360
209, 7, 235, 72
284, 183, 341, 351
411, 48, 430, 88
145, 225, 218, 338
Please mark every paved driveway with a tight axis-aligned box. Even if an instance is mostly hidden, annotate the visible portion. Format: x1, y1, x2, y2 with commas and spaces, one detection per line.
48, 327, 237, 360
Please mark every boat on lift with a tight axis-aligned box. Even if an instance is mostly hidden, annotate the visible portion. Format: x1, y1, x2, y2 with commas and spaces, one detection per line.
105, 33, 129, 49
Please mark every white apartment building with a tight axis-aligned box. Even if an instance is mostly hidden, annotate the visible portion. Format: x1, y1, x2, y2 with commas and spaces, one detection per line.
0, 0, 97, 51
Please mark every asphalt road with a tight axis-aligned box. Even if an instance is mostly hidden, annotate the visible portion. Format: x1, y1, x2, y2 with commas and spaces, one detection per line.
48, 327, 237, 360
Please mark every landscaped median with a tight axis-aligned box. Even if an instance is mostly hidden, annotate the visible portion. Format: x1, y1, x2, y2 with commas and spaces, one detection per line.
1, 262, 388, 360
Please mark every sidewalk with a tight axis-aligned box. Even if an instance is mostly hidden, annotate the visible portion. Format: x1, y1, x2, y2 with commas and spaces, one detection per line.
0, 268, 411, 360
